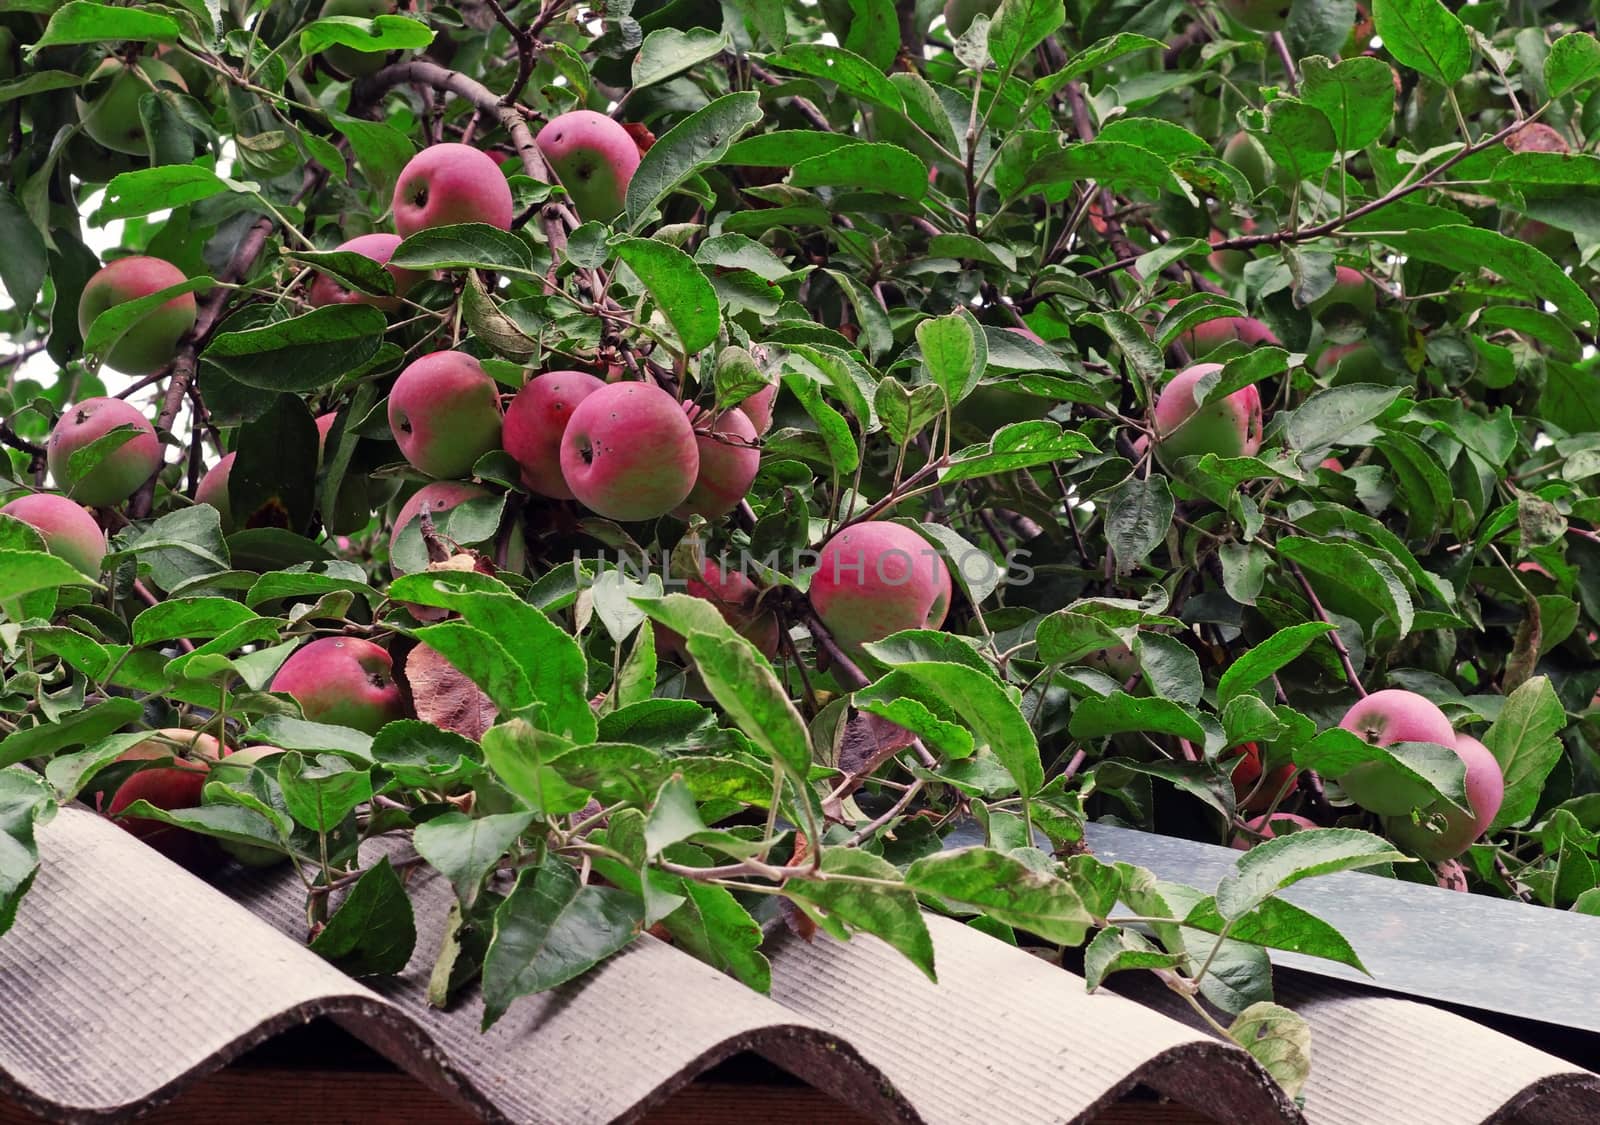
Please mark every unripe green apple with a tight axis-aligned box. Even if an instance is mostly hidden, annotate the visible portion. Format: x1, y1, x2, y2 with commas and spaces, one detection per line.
388, 351, 504, 479
536, 110, 641, 222
502, 370, 605, 498
317, 0, 397, 78
48, 397, 163, 506
676, 406, 760, 520
308, 233, 422, 311
268, 636, 405, 733
1152, 363, 1264, 464
1381, 734, 1504, 861
1336, 688, 1456, 815
1221, 132, 1274, 194
810, 521, 953, 652
100, 728, 223, 871
78, 256, 197, 375
559, 381, 700, 522
74, 56, 188, 156
0, 493, 107, 576
943, 0, 999, 35
392, 143, 515, 236
195, 451, 235, 531
1222, 0, 1291, 32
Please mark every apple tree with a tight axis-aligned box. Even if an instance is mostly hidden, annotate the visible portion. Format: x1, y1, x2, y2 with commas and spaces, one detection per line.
2, 0, 1599, 1087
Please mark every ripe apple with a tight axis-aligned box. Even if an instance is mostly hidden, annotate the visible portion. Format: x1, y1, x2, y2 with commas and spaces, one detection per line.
1226, 741, 1298, 813
1231, 812, 1318, 849
1179, 314, 1280, 358
100, 728, 222, 871
1222, 0, 1291, 32
1309, 266, 1377, 320
1221, 132, 1274, 193
559, 381, 700, 521
392, 143, 515, 237
502, 369, 605, 498
676, 406, 760, 520
739, 383, 778, 435
0, 493, 107, 576
1381, 734, 1504, 861
77, 256, 197, 375
74, 56, 188, 156
1337, 688, 1457, 815
388, 480, 496, 573
535, 110, 642, 222
317, 0, 396, 77
48, 397, 163, 506
268, 636, 405, 733
943, 0, 999, 35
195, 451, 235, 531
307, 232, 422, 310
810, 520, 953, 651
658, 558, 782, 661
388, 351, 504, 479
1152, 363, 1264, 464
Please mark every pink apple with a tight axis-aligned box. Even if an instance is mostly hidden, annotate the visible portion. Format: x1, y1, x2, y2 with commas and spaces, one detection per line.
1337, 688, 1457, 815
268, 636, 405, 733
739, 383, 778, 435
502, 370, 605, 498
77, 256, 196, 375
1152, 363, 1263, 464
1382, 734, 1505, 861
809, 521, 953, 651
48, 397, 163, 506
388, 480, 495, 573
307, 233, 423, 311
559, 381, 700, 521
658, 558, 781, 661
100, 728, 222, 871
0, 493, 107, 576
1310, 266, 1377, 319
676, 406, 760, 520
1231, 812, 1318, 850
1179, 315, 1279, 358
388, 351, 504, 479
195, 451, 235, 531
535, 110, 642, 222
392, 143, 514, 237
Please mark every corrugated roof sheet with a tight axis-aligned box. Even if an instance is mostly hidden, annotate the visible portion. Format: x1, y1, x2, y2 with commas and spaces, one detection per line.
2, 808, 1596, 1124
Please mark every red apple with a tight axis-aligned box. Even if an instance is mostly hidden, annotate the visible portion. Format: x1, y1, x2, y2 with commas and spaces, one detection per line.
676, 406, 760, 520
1231, 812, 1318, 850
77, 256, 197, 375
739, 383, 778, 435
810, 521, 953, 651
1226, 741, 1299, 813
536, 110, 642, 222
1337, 688, 1457, 815
559, 381, 700, 521
48, 397, 163, 506
1152, 363, 1263, 464
100, 728, 222, 871
1382, 734, 1505, 861
1179, 314, 1280, 358
195, 451, 235, 531
0, 493, 107, 576
307, 233, 422, 310
388, 351, 504, 479
502, 369, 605, 498
388, 480, 495, 573
1309, 266, 1377, 319
658, 558, 782, 661
392, 143, 514, 237
268, 636, 405, 733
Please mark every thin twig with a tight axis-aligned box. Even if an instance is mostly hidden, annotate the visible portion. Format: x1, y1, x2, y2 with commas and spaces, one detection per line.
1289, 562, 1366, 698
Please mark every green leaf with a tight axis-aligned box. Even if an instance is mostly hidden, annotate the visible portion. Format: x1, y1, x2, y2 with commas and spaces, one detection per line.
204, 305, 387, 392
1070, 692, 1206, 742
613, 238, 721, 355
0, 549, 100, 605
1299, 56, 1397, 152
1216, 623, 1336, 708
632, 28, 731, 90
245, 716, 374, 760
1544, 32, 1600, 97
1096, 475, 1173, 575
790, 142, 928, 200
873, 661, 1042, 794
308, 857, 417, 977
916, 311, 985, 406
988, 0, 1065, 73
480, 719, 591, 817
412, 621, 531, 714
1215, 827, 1408, 921
481, 854, 642, 1029
905, 847, 1092, 943
784, 849, 935, 981
662, 877, 771, 992
98, 166, 243, 221
763, 44, 904, 112
0, 769, 54, 937
133, 597, 261, 645
32, 1, 179, 50
1483, 675, 1565, 830
277, 752, 371, 833
1278, 537, 1414, 638
390, 223, 535, 274
1285, 384, 1403, 452
0, 70, 82, 105
1376, 225, 1597, 328
1257, 98, 1336, 183
329, 113, 415, 200
83, 275, 212, 360
684, 628, 811, 779
625, 91, 764, 227
1184, 895, 1365, 971
1228, 1003, 1312, 1100
414, 811, 536, 909
940, 421, 1093, 484
299, 13, 434, 55
0, 189, 46, 317
283, 248, 396, 298
1371, 0, 1470, 85
1083, 926, 1184, 990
